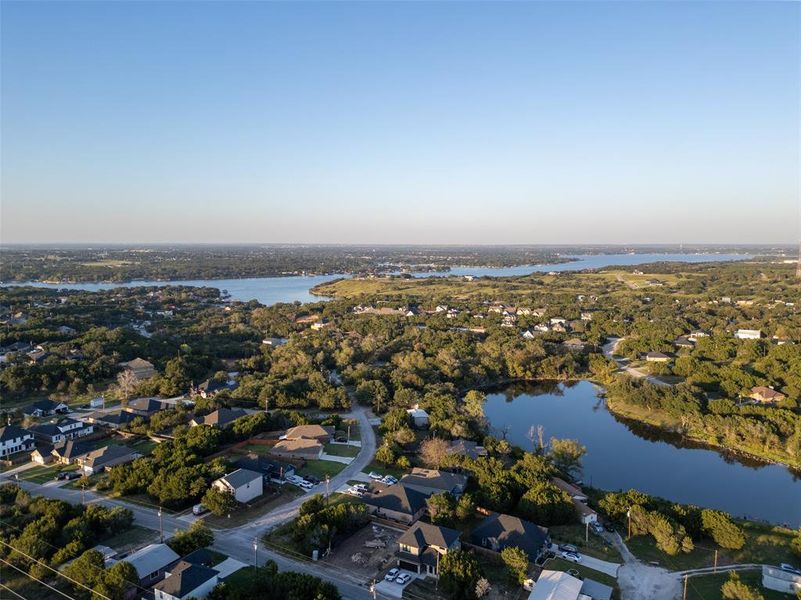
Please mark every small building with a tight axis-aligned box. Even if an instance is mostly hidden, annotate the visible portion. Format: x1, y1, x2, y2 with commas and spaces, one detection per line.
191, 378, 235, 399
550, 477, 597, 524
749, 386, 787, 404
529, 570, 613, 600
470, 513, 550, 561
762, 565, 801, 595
400, 468, 469, 497
51, 439, 96, 465
397, 521, 461, 577
562, 338, 586, 352
154, 561, 219, 600
283, 424, 334, 443
0, 425, 35, 458
126, 543, 180, 586
22, 399, 70, 418
406, 406, 430, 428
190, 408, 247, 429
78, 445, 141, 476
92, 410, 139, 430
213, 468, 263, 503
362, 484, 429, 524
644, 352, 671, 363
269, 438, 323, 460
734, 329, 762, 340
673, 336, 693, 349
119, 358, 157, 380
262, 337, 288, 347
234, 455, 295, 483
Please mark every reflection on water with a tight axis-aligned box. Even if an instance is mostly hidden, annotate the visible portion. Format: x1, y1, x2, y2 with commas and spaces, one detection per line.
483, 380, 801, 526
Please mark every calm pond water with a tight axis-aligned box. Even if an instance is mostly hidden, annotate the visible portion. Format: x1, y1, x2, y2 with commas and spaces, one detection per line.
2, 254, 751, 304
483, 380, 801, 527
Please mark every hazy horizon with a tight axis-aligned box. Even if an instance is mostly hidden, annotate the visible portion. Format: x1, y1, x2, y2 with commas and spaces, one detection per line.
2, 1, 799, 245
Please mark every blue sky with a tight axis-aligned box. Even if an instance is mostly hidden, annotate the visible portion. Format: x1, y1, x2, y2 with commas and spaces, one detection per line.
2, 1, 799, 244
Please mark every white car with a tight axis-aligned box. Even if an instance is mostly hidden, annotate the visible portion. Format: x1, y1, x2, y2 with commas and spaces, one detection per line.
384, 568, 399, 582
298, 480, 314, 490
381, 476, 398, 485
561, 551, 582, 563
354, 483, 369, 491
368, 472, 384, 480
395, 573, 412, 585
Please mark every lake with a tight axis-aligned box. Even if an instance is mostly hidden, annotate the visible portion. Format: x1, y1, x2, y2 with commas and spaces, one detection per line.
1, 253, 751, 305
483, 380, 801, 526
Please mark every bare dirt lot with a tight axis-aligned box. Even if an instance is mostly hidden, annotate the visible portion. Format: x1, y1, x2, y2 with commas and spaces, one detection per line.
326, 523, 404, 580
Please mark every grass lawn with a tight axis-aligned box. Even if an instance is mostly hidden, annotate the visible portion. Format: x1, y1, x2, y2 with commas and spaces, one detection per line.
323, 443, 359, 458
684, 569, 793, 600
403, 577, 446, 600
542, 557, 619, 591
130, 438, 157, 455
204, 485, 304, 529
16, 462, 78, 484
299, 459, 347, 479
626, 521, 799, 571
103, 525, 158, 552
550, 524, 623, 563
237, 443, 274, 455
340, 419, 361, 441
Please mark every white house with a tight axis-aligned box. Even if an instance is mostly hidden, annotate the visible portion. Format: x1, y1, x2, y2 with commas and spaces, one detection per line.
406, 405, 430, 428
126, 543, 180, 586
0, 425, 35, 458
735, 329, 762, 340
213, 468, 263, 503
154, 561, 219, 600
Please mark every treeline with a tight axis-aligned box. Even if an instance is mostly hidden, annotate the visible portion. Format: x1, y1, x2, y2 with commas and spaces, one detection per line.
0, 483, 136, 600
606, 379, 801, 468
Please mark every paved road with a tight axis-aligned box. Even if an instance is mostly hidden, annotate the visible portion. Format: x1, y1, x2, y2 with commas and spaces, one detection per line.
1, 404, 386, 599
602, 337, 670, 387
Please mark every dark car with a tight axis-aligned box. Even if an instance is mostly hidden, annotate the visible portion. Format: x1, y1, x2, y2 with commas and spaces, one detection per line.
55, 471, 81, 481
304, 475, 320, 485
604, 523, 616, 533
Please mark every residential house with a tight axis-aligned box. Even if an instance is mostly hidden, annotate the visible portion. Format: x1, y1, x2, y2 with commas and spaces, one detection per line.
92, 410, 139, 430
400, 468, 469, 497
191, 378, 236, 399
22, 399, 69, 418
213, 468, 263, 503
123, 397, 170, 418
644, 352, 671, 363
154, 561, 219, 600
688, 331, 709, 342
362, 484, 430, 524
125, 543, 180, 586
397, 521, 461, 577
51, 439, 96, 464
269, 438, 323, 460
446, 438, 487, 460
78, 445, 141, 476
234, 455, 295, 483
190, 408, 247, 429
29, 418, 93, 445
551, 477, 597, 524
0, 425, 35, 458
262, 337, 288, 347
529, 570, 613, 600
522, 330, 537, 340
27, 347, 49, 364
749, 386, 787, 404
470, 513, 550, 561
406, 406, 430, 428
283, 424, 334, 443
673, 336, 694, 349
31, 444, 55, 464
734, 329, 762, 340
119, 357, 157, 380
562, 338, 586, 352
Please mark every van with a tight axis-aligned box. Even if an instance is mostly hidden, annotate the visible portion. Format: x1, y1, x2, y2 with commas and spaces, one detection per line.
192, 504, 208, 516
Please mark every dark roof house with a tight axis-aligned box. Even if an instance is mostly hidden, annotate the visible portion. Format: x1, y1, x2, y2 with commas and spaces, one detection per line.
154, 561, 218, 600
190, 408, 247, 429
362, 484, 430, 524
470, 513, 550, 560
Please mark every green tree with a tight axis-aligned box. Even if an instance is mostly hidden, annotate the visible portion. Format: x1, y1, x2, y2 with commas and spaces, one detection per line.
701, 510, 745, 550
439, 549, 482, 600
721, 572, 764, 600
202, 486, 237, 517
500, 546, 529, 584
548, 438, 586, 479
427, 492, 456, 526
517, 481, 575, 526
168, 521, 214, 555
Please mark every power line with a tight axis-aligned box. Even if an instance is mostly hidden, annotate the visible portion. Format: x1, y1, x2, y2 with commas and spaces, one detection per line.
0, 557, 79, 600
0, 581, 28, 600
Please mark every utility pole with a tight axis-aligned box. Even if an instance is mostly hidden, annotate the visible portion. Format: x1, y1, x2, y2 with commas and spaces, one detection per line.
585, 521, 589, 543
682, 575, 688, 600
627, 509, 632, 541
369, 579, 377, 600
347, 424, 351, 443
325, 474, 330, 499
81, 482, 85, 505
158, 506, 163, 543
253, 539, 258, 567
714, 550, 718, 573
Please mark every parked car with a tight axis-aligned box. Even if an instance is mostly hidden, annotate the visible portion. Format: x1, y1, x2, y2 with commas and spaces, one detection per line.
395, 573, 412, 585
558, 544, 578, 553
192, 504, 208, 516
56, 471, 80, 481
368, 472, 384, 480
561, 551, 582, 563
305, 475, 320, 485
298, 480, 314, 490
354, 483, 369, 491
381, 475, 398, 485
384, 568, 399, 582
604, 523, 616, 533
591, 522, 605, 534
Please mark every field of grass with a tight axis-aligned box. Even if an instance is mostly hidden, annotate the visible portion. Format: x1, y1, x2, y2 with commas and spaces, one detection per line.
626, 520, 799, 571
549, 524, 623, 563
16, 462, 78, 484
299, 459, 348, 479
364, 460, 408, 479
683, 569, 793, 600
323, 443, 359, 457
103, 525, 158, 552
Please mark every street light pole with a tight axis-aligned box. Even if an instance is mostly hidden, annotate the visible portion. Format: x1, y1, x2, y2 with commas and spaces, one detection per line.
253, 539, 258, 567
325, 474, 330, 499
158, 506, 163, 543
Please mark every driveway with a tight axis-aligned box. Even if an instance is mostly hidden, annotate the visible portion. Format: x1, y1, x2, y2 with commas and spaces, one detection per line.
374, 571, 417, 599
549, 544, 620, 578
